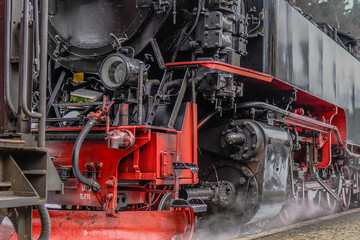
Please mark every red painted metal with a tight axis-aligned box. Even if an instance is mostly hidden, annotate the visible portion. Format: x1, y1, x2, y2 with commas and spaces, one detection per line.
47, 103, 198, 218
166, 61, 273, 82
7, 209, 193, 240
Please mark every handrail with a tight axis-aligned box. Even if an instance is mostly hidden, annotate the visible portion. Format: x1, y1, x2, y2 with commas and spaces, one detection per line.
21, 0, 42, 119
4, 0, 17, 115
38, 0, 49, 148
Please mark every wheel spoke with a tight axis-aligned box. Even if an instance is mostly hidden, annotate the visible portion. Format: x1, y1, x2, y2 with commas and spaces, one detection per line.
321, 191, 337, 215
340, 166, 351, 211
304, 190, 320, 219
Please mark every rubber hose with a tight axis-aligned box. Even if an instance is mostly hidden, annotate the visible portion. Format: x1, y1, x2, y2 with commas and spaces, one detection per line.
6, 206, 49, 240
35, 205, 50, 240
72, 118, 101, 192
162, 79, 182, 94
7, 208, 19, 233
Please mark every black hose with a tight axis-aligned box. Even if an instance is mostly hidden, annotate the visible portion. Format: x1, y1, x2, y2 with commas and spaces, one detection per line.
7, 208, 19, 233
35, 205, 50, 240
72, 118, 101, 192
163, 79, 183, 94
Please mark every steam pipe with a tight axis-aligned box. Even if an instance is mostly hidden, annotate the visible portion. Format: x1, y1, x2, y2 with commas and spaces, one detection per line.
5, 0, 17, 115
236, 101, 360, 161
38, 0, 49, 147
162, 78, 195, 95
21, 0, 42, 119
236, 101, 345, 145
72, 118, 101, 192
162, 79, 182, 94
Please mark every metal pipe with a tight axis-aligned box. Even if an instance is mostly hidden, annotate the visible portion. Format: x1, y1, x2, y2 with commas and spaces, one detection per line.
119, 103, 129, 126
236, 101, 346, 146
38, 0, 49, 147
33, 0, 40, 72
171, 0, 203, 62
197, 110, 220, 130
137, 62, 145, 124
21, 0, 42, 119
5, 0, 17, 115
162, 79, 182, 94
236, 101, 360, 164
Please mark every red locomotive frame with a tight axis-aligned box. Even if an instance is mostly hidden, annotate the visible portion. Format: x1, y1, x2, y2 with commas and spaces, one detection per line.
18, 62, 355, 239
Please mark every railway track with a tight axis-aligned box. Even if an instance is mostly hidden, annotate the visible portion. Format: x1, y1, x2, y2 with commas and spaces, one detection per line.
236, 208, 360, 240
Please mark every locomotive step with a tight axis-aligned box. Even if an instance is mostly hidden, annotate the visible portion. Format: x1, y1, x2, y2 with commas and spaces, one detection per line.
171, 198, 207, 213
21, 170, 47, 175
0, 181, 11, 188
173, 162, 199, 174
0, 191, 39, 208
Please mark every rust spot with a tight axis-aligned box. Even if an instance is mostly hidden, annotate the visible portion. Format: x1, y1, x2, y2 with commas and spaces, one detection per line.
66, 217, 72, 221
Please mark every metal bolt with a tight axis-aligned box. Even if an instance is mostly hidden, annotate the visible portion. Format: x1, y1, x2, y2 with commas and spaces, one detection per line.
238, 177, 246, 185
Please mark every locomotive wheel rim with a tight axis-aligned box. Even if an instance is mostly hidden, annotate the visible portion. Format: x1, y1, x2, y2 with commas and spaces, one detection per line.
340, 166, 351, 211
204, 163, 261, 223
158, 192, 174, 211
321, 191, 337, 215
172, 208, 195, 240
303, 190, 321, 219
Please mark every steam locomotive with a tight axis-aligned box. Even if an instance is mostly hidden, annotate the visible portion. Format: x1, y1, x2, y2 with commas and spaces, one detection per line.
1, 0, 360, 239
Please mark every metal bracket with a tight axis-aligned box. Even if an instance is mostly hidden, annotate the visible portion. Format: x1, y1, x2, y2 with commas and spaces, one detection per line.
53, 35, 69, 58
110, 33, 128, 52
